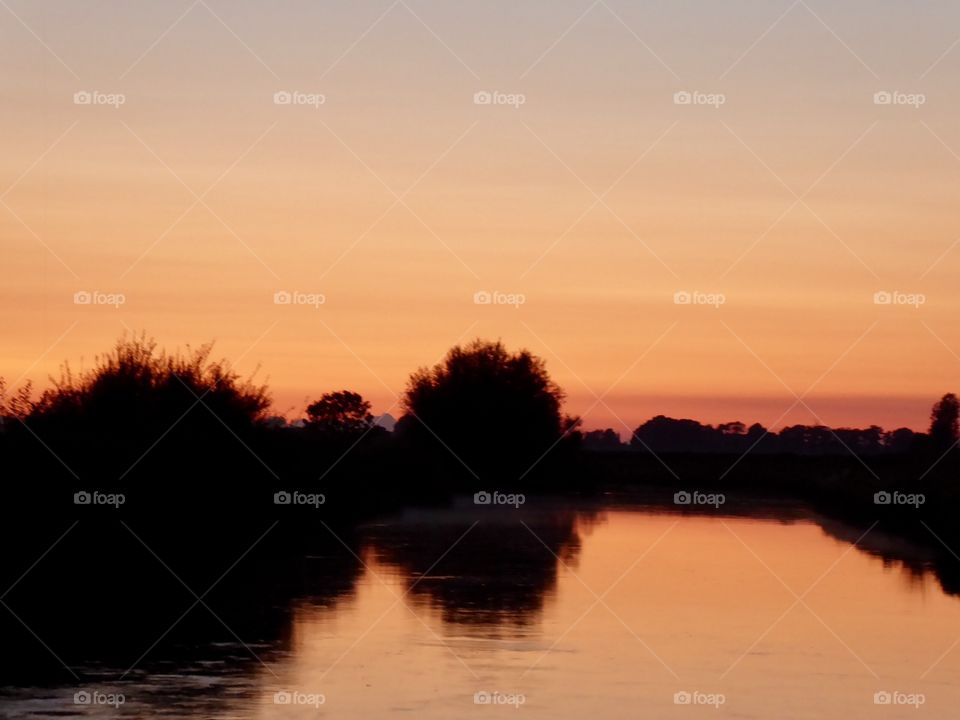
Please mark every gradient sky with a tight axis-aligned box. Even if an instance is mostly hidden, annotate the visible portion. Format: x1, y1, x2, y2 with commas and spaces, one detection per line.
4, 0, 960, 433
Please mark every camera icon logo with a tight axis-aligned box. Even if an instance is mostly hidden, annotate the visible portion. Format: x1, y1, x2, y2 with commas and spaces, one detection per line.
474, 691, 492, 705
73, 91, 92, 105
874, 491, 892, 505
274, 491, 292, 505
873, 91, 892, 105
474, 491, 492, 505
674, 691, 692, 704
873, 291, 892, 305
74, 691, 91, 704
874, 691, 892, 705
673, 91, 692, 105
673, 491, 691, 505
74, 291, 92, 305
673, 291, 691, 305
473, 290, 491, 305
473, 91, 492, 105
273, 91, 292, 105
274, 290, 292, 305
74, 491, 92, 505
274, 691, 292, 704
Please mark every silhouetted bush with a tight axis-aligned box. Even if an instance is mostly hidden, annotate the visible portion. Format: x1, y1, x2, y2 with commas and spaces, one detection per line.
29, 334, 270, 431
4, 334, 271, 481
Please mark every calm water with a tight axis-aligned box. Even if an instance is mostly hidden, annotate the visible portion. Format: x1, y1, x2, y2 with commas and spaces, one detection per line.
4, 498, 960, 718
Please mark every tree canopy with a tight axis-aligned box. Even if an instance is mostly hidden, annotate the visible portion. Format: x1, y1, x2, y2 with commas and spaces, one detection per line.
305, 391, 374, 435
929, 392, 959, 452
400, 339, 573, 479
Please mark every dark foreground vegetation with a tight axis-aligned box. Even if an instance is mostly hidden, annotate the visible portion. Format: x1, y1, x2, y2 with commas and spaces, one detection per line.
1, 334, 958, 682
0, 336, 583, 512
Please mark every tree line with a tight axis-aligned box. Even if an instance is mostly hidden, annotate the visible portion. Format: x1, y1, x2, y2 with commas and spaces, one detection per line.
0, 334, 956, 481
0, 335, 577, 486
584, 399, 956, 456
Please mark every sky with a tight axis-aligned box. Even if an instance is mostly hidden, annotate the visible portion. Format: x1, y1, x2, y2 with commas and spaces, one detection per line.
3, 0, 960, 434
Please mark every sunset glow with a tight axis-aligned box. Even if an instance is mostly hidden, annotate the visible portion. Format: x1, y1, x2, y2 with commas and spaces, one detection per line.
4, 1, 960, 432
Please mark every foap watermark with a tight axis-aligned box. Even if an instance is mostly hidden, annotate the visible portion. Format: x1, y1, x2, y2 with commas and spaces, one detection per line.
273, 90, 326, 108
674, 290, 725, 308
73, 690, 125, 708
273, 690, 325, 708
873, 290, 925, 308
473, 690, 526, 708
674, 90, 725, 108
474, 90, 526, 108
474, 490, 525, 508
873, 91, 925, 108
274, 290, 325, 308
474, 290, 526, 308
674, 690, 726, 708
873, 691, 925, 708
74, 490, 125, 508
73, 90, 125, 108
274, 490, 325, 508
874, 490, 925, 508
74, 290, 125, 308
674, 490, 725, 509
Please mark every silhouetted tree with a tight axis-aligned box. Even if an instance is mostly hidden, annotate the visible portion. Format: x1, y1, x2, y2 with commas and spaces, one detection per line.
929, 393, 959, 452
839, 425, 884, 454
744, 422, 771, 450
718, 421, 746, 437
305, 391, 374, 435
631, 416, 717, 453
583, 428, 623, 451
400, 339, 574, 480
883, 427, 920, 454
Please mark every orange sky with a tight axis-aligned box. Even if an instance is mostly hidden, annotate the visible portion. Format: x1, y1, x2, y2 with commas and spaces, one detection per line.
3, 1, 960, 432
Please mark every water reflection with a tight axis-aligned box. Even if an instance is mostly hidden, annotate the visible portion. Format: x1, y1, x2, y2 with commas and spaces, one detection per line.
3, 497, 960, 718
816, 517, 960, 596
361, 500, 597, 627
0, 520, 365, 683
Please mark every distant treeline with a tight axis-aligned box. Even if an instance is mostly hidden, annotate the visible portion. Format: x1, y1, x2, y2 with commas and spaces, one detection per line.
584, 416, 929, 456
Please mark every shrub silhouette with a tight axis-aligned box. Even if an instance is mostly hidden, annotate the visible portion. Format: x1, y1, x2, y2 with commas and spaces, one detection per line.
29, 334, 269, 429
0, 377, 34, 425
20, 334, 270, 475
400, 339, 573, 480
